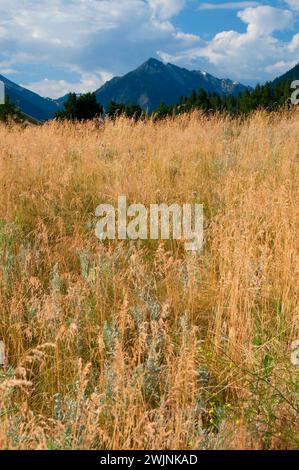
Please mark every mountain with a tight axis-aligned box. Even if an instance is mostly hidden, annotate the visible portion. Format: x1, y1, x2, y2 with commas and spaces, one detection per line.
272, 63, 299, 85
95, 58, 249, 112
0, 74, 61, 121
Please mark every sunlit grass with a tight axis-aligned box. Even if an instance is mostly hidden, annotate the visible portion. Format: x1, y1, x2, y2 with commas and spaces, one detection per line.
0, 110, 298, 449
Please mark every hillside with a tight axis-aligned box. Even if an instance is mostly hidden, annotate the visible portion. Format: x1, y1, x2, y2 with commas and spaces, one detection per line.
1, 60, 298, 119
272, 63, 299, 85
0, 74, 61, 121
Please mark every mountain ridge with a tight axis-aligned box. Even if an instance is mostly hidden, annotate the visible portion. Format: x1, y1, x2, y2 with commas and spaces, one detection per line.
95, 58, 249, 112
0, 74, 61, 121
1, 59, 298, 120
272, 63, 299, 85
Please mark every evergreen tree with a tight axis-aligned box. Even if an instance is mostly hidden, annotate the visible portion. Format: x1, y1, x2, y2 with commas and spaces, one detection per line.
124, 104, 142, 120
106, 101, 126, 119
153, 102, 172, 120
56, 92, 103, 121
197, 89, 210, 110
150, 77, 294, 120
76, 93, 103, 120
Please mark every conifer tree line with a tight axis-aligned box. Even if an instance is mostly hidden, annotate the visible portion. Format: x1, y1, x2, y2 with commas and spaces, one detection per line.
55, 94, 143, 121
54, 79, 294, 121
55, 93, 103, 121
153, 79, 294, 119
0, 78, 295, 123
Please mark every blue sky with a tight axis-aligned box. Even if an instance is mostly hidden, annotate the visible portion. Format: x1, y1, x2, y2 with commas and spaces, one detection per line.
0, 0, 298, 98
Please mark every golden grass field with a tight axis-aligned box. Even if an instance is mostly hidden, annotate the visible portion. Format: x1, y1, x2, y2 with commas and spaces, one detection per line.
0, 110, 298, 449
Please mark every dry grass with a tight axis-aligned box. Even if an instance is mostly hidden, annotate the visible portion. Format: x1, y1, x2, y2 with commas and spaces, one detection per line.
0, 110, 298, 449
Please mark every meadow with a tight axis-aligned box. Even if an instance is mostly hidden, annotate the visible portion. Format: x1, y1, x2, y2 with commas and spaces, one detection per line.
0, 110, 298, 449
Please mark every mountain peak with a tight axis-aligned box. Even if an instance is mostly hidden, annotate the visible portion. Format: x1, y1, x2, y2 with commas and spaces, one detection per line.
95, 58, 249, 113
139, 57, 165, 70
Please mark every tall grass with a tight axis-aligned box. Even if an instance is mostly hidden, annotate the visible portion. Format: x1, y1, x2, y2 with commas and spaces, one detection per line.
0, 110, 298, 449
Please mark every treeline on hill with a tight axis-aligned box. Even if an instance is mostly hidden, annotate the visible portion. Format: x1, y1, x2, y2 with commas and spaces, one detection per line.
55, 79, 293, 122
154, 80, 293, 119
1, 79, 293, 123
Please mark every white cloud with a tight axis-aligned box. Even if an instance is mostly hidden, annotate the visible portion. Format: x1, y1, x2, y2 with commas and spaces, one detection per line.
175, 31, 200, 41
149, 0, 186, 20
0, 0, 197, 97
265, 60, 298, 74
0, 59, 17, 75
238, 5, 293, 35
0, 0, 298, 97
198, 2, 260, 11
284, 0, 299, 11
21, 70, 114, 98
288, 33, 299, 51
159, 5, 298, 81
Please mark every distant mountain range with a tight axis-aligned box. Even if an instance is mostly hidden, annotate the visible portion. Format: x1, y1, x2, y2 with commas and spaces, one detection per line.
272, 63, 299, 86
0, 74, 60, 121
0, 59, 298, 121
95, 58, 248, 112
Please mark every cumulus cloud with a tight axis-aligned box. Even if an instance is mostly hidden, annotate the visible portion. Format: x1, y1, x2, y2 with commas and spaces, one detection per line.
149, 0, 186, 20
284, 0, 299, 11
160, 5, 299, 81
198, 2, 260, 11
238, 5, 293, 35
0, 1, 298, 96
265, 60, 298, 74
0, 0, 197, 97
21, 70, 114, 98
